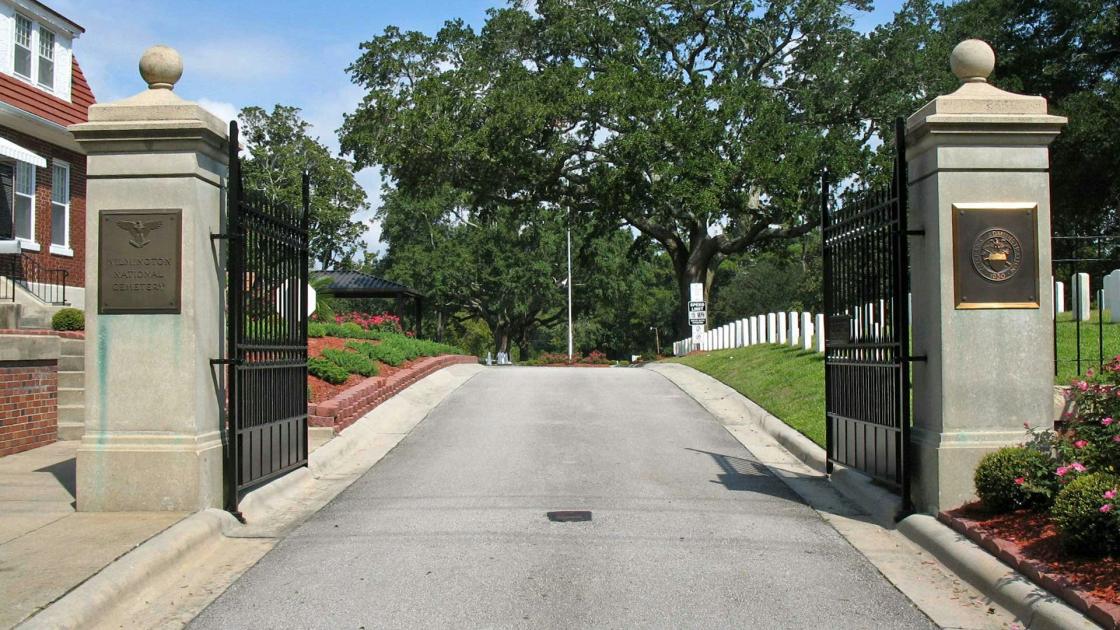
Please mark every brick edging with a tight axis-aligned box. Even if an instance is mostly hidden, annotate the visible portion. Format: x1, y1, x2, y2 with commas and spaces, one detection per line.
308, 355, 477, 433
0, 329, 84, 339
938, 511, 1120, 629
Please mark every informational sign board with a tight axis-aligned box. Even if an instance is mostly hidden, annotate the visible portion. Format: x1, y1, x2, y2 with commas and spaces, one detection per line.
688, 282, 706, 345
98, 209, 182, 314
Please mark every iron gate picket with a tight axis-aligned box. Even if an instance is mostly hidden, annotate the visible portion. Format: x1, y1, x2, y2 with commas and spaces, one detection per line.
822, 118, 913, 513
221, 120, 310, 513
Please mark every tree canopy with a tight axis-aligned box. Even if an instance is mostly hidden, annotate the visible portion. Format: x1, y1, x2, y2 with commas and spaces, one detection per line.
340, 0, 904, 335
239, 105, 370, 268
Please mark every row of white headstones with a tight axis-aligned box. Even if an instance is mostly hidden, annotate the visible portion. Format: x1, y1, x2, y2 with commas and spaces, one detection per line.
670, 271, 1119, 356
1057, 272, 1120, 322
672, 312, 826, 357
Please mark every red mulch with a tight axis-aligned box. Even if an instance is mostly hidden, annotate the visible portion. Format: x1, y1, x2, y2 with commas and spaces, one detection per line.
306, 336, 421, 403
948, 502, 1120, 606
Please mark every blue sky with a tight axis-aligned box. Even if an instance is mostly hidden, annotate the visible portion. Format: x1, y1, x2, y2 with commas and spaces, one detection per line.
52, 0, 906, 255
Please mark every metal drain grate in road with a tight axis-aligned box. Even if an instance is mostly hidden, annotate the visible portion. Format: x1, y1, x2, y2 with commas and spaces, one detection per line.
547, 510, 592, 522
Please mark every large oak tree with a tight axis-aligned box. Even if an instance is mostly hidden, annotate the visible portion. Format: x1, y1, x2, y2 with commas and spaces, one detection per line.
340, 0, 892, 335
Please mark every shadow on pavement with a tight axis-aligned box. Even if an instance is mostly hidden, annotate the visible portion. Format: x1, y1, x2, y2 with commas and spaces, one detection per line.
35, 457, 77, 501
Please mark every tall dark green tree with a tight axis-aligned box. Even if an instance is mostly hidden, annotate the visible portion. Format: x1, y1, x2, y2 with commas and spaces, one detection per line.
340, 0, 896, 336
238, 105, 370, 268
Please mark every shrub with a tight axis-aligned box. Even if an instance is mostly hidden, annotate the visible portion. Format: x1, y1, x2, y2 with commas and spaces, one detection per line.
1057, 358, 1120, 474
308, 322, 326, 338
335, 311, 403, 334
974, 447, 1056, 512
1052, 472, 1120, 555
51, 308, 84, 331
341, 322, 364, 337
320, 348, 379, 377
308, 356, 348, 384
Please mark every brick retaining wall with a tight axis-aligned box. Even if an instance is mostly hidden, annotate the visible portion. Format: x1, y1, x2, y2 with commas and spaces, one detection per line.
309, 355, 478, 433
0, 360, 57, 456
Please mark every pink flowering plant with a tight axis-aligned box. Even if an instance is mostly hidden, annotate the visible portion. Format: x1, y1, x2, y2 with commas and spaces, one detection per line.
334, 311, 403, 334
1055, 356, 1120, 475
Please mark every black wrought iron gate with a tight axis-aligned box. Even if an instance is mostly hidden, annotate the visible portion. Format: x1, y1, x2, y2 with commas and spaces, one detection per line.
220, 120, 310, 513
822, 118, 913, 513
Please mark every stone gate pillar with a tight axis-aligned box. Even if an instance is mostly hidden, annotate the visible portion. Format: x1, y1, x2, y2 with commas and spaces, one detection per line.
907, 40, 1066, 513
69, 47, 229, 511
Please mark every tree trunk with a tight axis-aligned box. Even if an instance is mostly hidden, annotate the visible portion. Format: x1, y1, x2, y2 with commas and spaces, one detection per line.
672, 247, 718, 340
493, 326, 511, 356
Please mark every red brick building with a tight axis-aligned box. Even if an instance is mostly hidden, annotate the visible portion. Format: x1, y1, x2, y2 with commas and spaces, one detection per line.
0, 0, 93, 307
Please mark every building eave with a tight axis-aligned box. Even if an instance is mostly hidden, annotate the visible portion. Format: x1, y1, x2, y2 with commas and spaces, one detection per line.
0, 100, 83, 153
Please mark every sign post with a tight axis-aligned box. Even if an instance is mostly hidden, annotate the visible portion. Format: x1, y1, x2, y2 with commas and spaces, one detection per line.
688, 282, 705, 350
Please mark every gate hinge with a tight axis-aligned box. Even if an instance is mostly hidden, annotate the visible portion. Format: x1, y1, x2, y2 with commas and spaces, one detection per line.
908, 355, 929, 362
210, 358, 241, 366
906, 229, 925, 236
210, 232, 242, 242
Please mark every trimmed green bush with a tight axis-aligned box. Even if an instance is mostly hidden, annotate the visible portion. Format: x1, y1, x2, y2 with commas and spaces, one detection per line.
51, 308, 84, 331
321, 348, 379, 377
974, 447, 1056, 512
1052, 472, 1120, 555
308, 322, 326, 338
308, 356, 349, 384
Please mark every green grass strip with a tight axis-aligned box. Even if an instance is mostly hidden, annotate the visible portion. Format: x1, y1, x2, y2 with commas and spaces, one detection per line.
668, 344, 826, 447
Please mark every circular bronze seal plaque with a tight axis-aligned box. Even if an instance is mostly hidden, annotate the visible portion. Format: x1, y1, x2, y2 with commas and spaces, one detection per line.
971, 228, 1022, 282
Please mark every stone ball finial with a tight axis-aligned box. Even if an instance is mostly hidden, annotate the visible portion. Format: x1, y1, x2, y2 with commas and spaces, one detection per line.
950, 39, 995, 83
139, 45, 183, 90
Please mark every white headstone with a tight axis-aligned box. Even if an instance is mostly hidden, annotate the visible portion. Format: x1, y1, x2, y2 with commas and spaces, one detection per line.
802, 312, 813, 351
1104, 270, 1120, 323
788, 310, 799, 346
815, 313, 825, 353
1054, 280, 1065, 314
735, 320, 743, 347
777, 312, 787, 344
1072, 272, 1091, 321
749, 316, 757, 345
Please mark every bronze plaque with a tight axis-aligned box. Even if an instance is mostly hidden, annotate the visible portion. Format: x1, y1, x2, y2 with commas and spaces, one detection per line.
952, 203, 1039, 309
98, 210, 182, 314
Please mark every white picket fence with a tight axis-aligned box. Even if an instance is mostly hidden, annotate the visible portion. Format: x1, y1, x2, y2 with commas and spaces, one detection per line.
671, 310, 826, 356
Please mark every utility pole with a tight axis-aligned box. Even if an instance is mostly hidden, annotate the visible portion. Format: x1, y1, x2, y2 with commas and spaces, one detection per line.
650, 326, 660, 356
567, 227, 573, 362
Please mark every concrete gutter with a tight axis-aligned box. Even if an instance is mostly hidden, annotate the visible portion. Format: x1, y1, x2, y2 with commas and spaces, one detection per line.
647, 361, 1099, 630
17, 363, 484, 630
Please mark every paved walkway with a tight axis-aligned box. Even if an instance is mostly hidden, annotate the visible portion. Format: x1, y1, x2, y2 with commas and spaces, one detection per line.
193, 367, 934, 629
0, 442, 183, 628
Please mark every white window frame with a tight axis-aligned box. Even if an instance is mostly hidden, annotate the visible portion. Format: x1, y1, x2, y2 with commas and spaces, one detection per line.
36, 24, 53, 90
14, 160, 39, 251
11, 12, 58, 94
13, 13, 32, 80
49, 159, 70, 256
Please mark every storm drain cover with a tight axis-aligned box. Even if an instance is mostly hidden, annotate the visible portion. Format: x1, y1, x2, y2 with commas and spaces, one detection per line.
547, 510, 592, 522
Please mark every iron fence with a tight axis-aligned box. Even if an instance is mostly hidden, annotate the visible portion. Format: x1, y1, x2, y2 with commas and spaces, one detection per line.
1052, 234, 1120, 378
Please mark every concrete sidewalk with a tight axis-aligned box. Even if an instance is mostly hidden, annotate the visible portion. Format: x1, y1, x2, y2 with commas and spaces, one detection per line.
0, 442, 184, 628
0, 414, 337, 628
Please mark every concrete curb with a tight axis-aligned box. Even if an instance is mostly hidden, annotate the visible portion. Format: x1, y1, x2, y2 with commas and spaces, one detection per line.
17, 509, 239, 630
645, 363, 825, 472
17, 363, 484, 629
897, 515, 1100, 630
649, 361, 1100, 629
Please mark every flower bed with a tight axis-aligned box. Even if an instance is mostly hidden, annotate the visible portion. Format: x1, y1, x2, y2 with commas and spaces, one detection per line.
940, 505, 1120, 628
308, 354, 477, 432
959, 355, 1120, 628
522, 350, 612, 366
304, 311, 474, 432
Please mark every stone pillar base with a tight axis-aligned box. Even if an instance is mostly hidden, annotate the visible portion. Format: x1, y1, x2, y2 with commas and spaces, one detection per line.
76, 431, 223, 512
911, 428, 1024, 513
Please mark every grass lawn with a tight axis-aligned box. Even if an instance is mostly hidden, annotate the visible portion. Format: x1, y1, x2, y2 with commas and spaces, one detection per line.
668, 344, 826, 447
1055, 310, 1120, 383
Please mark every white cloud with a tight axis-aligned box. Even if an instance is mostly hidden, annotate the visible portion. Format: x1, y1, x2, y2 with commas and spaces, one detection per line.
196, 98, 238, 125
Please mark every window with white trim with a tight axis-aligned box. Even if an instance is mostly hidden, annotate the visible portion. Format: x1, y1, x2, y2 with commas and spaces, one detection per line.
10, 13, 64, 94
50, 161, 69, 251
37, 28, 54, 89
14, 161, 35, 242
13, 14, 32, 79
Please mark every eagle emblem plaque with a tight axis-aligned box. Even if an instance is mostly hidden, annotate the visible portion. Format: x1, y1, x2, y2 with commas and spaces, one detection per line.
98, 210, 182, 314
952, 203, 1039, 309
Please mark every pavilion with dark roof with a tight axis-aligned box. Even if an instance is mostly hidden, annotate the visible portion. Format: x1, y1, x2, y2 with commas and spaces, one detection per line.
310, 270, 424, 333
